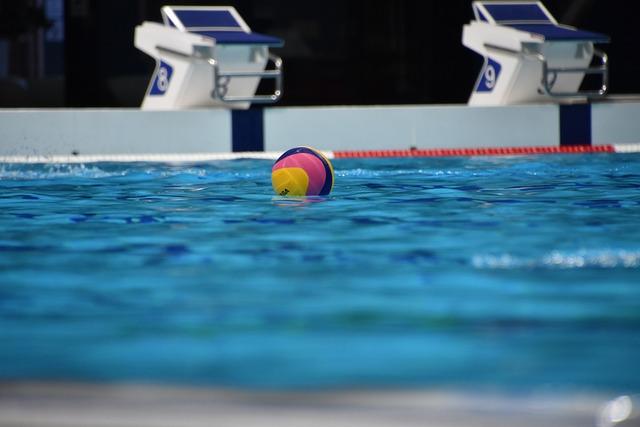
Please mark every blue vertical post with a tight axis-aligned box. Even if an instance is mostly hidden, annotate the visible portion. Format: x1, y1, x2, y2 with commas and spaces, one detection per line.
559, 103, 591, 146
232, 108, 264, 152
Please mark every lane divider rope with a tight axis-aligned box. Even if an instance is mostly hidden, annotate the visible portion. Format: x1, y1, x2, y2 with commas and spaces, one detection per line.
332, 145, 618, 158
1, 144, 638, 163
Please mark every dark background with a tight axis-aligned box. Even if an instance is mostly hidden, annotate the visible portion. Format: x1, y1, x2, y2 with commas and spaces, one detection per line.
0, 0, 638, 108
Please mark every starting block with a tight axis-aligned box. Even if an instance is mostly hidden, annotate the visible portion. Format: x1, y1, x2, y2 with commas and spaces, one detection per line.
135, 6, 283, 110
463, 1, 609, 105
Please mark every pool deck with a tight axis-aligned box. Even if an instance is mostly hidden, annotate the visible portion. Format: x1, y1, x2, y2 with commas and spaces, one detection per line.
2, 100, 640, 162
0, 382, 611, 427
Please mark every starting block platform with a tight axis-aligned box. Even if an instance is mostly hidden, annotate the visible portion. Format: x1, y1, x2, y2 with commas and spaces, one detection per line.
135, 6, 283, 110
463, 1, 609, 105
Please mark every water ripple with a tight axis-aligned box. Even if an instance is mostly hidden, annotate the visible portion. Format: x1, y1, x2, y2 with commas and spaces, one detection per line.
473, 249, 640, 269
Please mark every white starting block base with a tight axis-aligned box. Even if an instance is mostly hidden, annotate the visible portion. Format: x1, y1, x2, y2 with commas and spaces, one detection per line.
135, 6, 283, 110
463, 1, 609, 106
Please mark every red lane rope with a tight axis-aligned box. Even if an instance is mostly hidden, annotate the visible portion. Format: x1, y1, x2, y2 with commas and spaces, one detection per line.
332, 145, 616, 158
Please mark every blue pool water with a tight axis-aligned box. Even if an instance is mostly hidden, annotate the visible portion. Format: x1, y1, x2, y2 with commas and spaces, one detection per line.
0, 154, 639, 392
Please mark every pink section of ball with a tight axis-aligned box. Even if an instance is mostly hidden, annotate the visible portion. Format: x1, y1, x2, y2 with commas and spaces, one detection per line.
272, 153, 326, 196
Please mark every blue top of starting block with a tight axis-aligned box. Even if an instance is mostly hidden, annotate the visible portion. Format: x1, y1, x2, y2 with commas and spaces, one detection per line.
509, 24, 609, 42
195, 31, 283, 46
474, 1, 609, 42
162, 6, 284, 47
481, 3, 552, 23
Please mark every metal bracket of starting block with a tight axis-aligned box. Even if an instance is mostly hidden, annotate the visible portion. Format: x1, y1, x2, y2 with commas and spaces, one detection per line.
484, 43, 608, 99
156, 46, 283, 105
210, 53, 283, 104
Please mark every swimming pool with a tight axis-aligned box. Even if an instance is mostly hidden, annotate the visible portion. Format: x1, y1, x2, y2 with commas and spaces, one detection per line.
0, 154, 639, 393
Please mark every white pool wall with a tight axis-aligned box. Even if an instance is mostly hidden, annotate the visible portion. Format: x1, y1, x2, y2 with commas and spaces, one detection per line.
264, 104, 559, 152
0, 109, 231, 157
592, 101, 640, 145
1, 101, 639, 159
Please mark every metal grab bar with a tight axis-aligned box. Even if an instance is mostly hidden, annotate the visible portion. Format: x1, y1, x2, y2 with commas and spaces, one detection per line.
210, 53, 283, 104
155, 45, 283, 104
540, 48, 607, 97
484, 43, 608, 98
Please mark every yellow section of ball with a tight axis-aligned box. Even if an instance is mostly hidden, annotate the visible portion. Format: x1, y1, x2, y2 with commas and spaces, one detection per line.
272, 167, 309, 196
